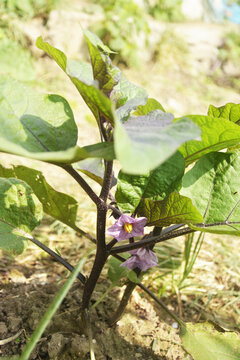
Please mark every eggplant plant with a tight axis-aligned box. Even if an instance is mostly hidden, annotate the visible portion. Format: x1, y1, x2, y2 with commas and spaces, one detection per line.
1, 31, 240, 359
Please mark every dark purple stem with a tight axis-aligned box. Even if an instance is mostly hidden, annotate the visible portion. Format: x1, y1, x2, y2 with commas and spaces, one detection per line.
109, 227, 195, 254
82, 160, 113, 309
63, 165, 102, 206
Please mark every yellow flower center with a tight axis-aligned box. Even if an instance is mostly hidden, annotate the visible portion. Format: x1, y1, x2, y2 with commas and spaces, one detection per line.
124, 222, 133, 233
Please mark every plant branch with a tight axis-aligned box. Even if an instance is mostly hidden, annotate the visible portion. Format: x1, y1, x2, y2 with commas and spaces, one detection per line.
137, 283, 185, 326
74, 225, 96, 243
109, 227, 196, 254
107, 203, 122, 217
63, 165, 101, 206
109, 280, 138, 326
28, 236, 86, 284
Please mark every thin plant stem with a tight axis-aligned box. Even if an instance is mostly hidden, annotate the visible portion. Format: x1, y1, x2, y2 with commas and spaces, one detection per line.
74, 225, 96, 243
109, 227, 196, 254
138, 283, 185, 327
109, 268, 141, 326
28, 236, 86, 284
63, 165, 102, 206
109, 280, 138, 326
107, 224, 185, 252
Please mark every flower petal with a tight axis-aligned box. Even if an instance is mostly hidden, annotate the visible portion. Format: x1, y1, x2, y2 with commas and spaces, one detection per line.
121, 247, 158, 271
120, 256, 140, 270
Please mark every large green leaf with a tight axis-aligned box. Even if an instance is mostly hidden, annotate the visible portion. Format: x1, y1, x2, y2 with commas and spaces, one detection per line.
114, 111, 200, 174
180, 322, 240, 360
0, 164, 79, 230
116, 151, 185, 213
0, 78, 78, 152
0, 178, 42, 254
178, 115, 240, 165
138, 192, 203, 227
208, 103, 240, 124
134, 98, 165, 115
0, 78, 115, 162
181, 152, 240, 235
0, 138, 115, 164
36, 37, 115, 125
84, 30, 120, 95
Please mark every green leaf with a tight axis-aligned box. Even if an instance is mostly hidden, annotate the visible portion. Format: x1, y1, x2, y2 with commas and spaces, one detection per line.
127, 270, 141, 284
36, 36, 115, 125
74, 158, 105, 185
116, 97, 148, 123
114, 111, 201, 174
108, 255, 129, 285
0, 38, 35, 82
138, 192, 203, 226
134, 98, 165, 115
0, 114, 115, 165
74, 158, 117, 187
180, 322, 240, 360
178, 115, 240, 165
0, 164, 79, 230
0, 138, 114, 163
110, 74, 148, 109
116, 151, 185, 213
0, 78, 114, 163
208, 103, 240, 124
84, 30, 120, 95
0, 78, 77, 152
0, 178, 43, 254
181, 151, 240, 235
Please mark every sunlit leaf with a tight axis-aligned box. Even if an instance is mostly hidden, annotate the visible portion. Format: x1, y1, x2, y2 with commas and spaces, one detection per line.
180, 322, 240, 360
84, 30, 120, 95
0, 78, 77, 152
116, 97, 147, 123
181, 151, 240, 235
134, 98, 165, 115
0, 80, 114, 163
0, 178, 42, 254
208, 103, 240, 124
178, 115, 240, 165
116, 151, 185, 212
36, 36, 115, 125
74, 158, 116, 187
138, 192, 203, 226
114, 111, 200, 174
0, 164, 79, 230
110, 74, 147, 108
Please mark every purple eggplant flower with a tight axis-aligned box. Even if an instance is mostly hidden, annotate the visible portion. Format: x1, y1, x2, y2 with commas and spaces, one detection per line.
120, 247, 158, 271
107, 214, 147, 241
